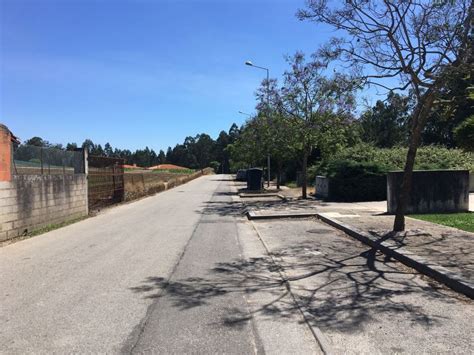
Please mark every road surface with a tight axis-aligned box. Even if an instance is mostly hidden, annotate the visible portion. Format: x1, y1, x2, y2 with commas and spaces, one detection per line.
0, 175, 317, 354
1, 175, 472, 354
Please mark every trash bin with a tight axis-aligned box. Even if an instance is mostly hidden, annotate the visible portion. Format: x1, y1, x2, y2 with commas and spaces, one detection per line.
247, 168, 263, 190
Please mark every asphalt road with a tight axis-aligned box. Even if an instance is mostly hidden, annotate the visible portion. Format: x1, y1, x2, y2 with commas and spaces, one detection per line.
0, 175, 318, 354
1, 175, 472, 354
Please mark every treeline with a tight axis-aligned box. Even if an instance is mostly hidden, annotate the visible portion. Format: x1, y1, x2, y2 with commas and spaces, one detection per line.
19, 123, 241, 172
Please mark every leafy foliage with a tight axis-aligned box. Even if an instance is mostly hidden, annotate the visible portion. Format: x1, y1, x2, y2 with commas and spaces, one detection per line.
318, 144, 474, 173
325, 160, 387, 202
454, 115, 474, 152
358, 93, 410, 148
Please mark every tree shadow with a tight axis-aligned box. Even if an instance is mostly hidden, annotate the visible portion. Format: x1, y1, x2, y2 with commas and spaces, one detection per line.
213, 191, 239, 197
130, 240, 449, 333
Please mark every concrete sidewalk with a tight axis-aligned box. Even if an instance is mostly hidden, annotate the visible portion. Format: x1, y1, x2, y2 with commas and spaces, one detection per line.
237, 183, 473, 298
250, 218, 474, 353
317, 211, 474, 298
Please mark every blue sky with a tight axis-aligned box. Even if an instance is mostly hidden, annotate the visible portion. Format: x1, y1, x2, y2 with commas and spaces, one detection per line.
1, 0, 335, 152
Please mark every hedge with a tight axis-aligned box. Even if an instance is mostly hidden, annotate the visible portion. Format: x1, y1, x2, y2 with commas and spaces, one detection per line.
312, 144, 474, 202
317, 144, 474, 174
325, 160, 387, 201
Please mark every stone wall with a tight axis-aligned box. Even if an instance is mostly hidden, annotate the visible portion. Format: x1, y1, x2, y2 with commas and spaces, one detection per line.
0, 174, 88, 242
387, 170, 469, 214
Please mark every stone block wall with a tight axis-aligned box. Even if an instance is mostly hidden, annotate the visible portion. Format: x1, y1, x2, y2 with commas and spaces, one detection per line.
0, 174, 88, 242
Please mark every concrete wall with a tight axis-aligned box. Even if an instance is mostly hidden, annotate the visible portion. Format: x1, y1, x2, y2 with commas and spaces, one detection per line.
315, 176, 329, 198
0, 174, 88, 242
387, 170, 469, 214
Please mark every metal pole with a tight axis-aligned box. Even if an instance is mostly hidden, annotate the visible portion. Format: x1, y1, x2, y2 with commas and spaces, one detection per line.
266, 68, 270, 188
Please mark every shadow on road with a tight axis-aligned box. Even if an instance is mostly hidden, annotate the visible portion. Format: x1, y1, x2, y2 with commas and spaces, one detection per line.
130, 240, 449, 333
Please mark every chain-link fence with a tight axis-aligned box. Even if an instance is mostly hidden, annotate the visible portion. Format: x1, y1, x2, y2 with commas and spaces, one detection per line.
13, 145, 85, 175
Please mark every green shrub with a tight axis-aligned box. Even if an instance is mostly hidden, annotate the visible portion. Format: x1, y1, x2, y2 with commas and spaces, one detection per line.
318, 143, 474, 173
325, 160, 387, 201
326, 159, 388, 178
312, 144, 474, 202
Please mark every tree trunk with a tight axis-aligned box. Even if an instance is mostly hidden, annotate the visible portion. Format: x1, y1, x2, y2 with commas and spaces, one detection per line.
277, 162, 282, 190
302, 151, 308, 199
393, 92, 436, 231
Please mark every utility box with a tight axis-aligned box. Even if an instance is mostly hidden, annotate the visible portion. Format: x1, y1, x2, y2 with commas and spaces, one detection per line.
247, 168, 263, 191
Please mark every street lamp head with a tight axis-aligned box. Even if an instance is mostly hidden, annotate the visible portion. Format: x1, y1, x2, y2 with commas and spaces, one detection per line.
238, 111, 251, 117
245, 60, 253, 66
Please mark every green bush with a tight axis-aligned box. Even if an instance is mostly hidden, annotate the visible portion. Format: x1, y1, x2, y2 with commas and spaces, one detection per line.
312, 144, 474, 202
326, 159, 388, 178
318, 143, 474, 174
325, 160, 387, 201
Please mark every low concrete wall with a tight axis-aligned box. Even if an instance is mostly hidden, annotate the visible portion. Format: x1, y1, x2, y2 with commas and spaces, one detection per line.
124, 168, 214, 201
315, 176, 329, 198
0, 174, 88, 242
387, 170, 469, 214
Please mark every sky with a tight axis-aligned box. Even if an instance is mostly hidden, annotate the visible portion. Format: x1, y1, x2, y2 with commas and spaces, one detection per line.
1, 0, 335, 152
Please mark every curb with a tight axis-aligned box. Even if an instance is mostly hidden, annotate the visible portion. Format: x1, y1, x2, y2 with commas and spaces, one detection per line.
239, 193, 286, 200
317, 213, 474, 299
247, 211, 318, 220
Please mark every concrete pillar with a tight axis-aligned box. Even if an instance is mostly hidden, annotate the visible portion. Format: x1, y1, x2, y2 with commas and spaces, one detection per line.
83, 148, 89, 215
0, 124, 13, 181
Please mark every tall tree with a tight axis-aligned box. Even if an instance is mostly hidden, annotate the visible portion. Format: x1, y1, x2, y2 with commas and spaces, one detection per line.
193, 134, 215, 169
359, 93, 410, 148
272, 53, 356, 198
66, 143, 78, 151
104, 142, 114, 157
25, 137, 49, 147
299, 0, 474, 231
158, 150, 166, 164
81, 139, 95, 153
423, 64, 474, 146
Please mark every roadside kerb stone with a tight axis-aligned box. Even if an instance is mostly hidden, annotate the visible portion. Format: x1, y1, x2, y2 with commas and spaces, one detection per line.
317, 212, 474, 299
247, 210, 318, 220
239, 192, 286, 200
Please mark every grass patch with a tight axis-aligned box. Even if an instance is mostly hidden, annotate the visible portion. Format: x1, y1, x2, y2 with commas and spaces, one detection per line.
28, 216, 89, 237
410, 212, 474, 233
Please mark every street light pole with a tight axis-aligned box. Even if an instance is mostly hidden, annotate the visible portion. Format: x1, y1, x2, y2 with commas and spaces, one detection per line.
245, 60, 271, 188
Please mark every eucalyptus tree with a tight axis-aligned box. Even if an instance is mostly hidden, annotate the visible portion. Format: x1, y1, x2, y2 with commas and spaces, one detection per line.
298, 0, 474, 230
